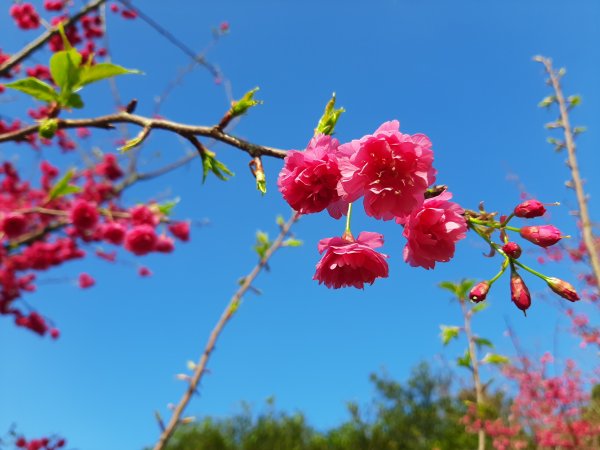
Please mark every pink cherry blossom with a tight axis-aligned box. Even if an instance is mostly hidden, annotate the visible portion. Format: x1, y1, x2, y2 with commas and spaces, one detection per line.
401, 191, 466, 269
278, 134, 349, 219
338, 121, 436, 221
314, 231, 389, 289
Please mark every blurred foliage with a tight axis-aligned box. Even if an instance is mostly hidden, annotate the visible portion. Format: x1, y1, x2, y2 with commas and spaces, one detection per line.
158, 363, 514, 450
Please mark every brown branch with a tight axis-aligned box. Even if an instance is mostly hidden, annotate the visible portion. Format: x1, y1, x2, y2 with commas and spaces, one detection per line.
460, 297, 486, 450
151, 212, 300, 450
0, 0, 109, 77
537, 56, 600, 292
0, 111, 287, 159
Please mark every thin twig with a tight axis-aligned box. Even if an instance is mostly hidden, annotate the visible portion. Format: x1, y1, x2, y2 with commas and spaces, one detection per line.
538, 57, 600, 292
0, 111, 287, 159
460, 298, 486, 450
0, 0, 109, 77
151, 212, 300, 450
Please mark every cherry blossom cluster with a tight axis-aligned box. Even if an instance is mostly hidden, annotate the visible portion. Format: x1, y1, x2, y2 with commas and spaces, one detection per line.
463, 353, 600, 449
466, 199, 580, 313
278, 121, 467, 289
0, 156, 190, 338
14, 436, 67, 450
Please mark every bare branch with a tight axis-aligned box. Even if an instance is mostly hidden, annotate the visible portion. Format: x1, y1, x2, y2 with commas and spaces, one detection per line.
538, 57, 600, 292
151, 212, 300, 450
0, 111, 288, 159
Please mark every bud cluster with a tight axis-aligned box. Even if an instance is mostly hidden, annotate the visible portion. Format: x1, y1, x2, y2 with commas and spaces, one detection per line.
467, 199, 579, 313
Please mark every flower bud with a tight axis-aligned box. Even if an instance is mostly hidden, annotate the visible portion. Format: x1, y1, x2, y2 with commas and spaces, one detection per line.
520, 225, 562, 248
514, 199, 547, 218
469, 281, 490, 303
510, 272, 531, 313
547, 277, 580, 302
502, 242, 522, 259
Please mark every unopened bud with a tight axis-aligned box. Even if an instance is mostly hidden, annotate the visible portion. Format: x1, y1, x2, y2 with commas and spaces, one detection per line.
547, 277, 580, 302
469, 281, 490, 303
514, 199, 546, 218
520, 225, 563, 248
502, 242, 522, 259
510, 272, 531, 313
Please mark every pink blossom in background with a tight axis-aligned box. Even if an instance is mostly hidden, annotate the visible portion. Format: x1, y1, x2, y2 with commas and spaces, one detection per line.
278, 134, 349, 219
401, 192, 466, 269
314, 231, 389, 289
78, 273, 95, 289
338, 121, 436, 221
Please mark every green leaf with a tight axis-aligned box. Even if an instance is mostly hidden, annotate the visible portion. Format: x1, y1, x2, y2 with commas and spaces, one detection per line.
200, 150, 233, 183
63, 92, 84, 109
156, 198, 180, 216
231, 87, 262, 117
119, 134, 145, 152
568, 95, 582, 106
77, 63, 141, 87
254, 231, 271, 258
315, 93, 345, 136
456, 279, 475, 300
474, 337, 493, 349
4, 78, 59, 103
256, 171, 267, 195
440, 325, 461, 346
457, 350, 472, 369
482, 353, 510, 365
50, 48, 83, 95
283, 238, 303, 247
471, 302, 489, 314
48, 168, 81, 200
573, 126, 587, 135
276, 215, 285, 227
538, 95, 556, 108
438, 281, 458, 296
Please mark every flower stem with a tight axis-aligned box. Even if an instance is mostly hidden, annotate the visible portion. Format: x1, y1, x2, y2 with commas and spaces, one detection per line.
467, 217, 520, 232
345, 202, 353, 234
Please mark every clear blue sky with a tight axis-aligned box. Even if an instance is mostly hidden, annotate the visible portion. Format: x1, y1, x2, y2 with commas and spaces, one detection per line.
2, 1, 600, 449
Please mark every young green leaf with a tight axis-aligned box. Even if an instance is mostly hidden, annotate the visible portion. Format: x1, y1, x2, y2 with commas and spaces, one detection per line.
4, 78, 59, 103
156, 198, 180, 216
482, 353, 510, 365
457, 350, 472, 369
471, 302, 489, 314
438, 281, 458, 296
39, 118, 59, 139
77, 63, 141, 87
440, 325, 461, 346
283, 238, 302, 247
50, 48, 83, 95
200, 150, 234, 183
315, 93, 345, 136
474, 337, 493, 349
231, 87, 262, 117
64, 92, 84, 109
48, 168, 81, 200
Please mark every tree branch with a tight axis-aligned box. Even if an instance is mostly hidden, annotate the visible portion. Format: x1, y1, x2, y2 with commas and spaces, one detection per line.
0, 111, 287, 159
151, 212, 300, 450
538, 56, 600, 292
0, 0, 109, 77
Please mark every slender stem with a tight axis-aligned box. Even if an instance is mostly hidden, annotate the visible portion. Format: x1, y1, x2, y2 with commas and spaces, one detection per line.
151, 212, 300, 450
489, 258, 509, 285
345, 203, 353, 234
0, 0, 108, 77
511, 259, 548, 282
459, 296, 486, 450
539, 57, 600, 292
467, 217, 520, 233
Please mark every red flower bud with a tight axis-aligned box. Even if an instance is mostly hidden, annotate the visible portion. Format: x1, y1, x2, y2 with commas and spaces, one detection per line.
510, 272, 531, 313
520, 225, 562, 248
514, 199, 546, 218
469, 281, 490, 302
547, 277, 580, 302
1, 213, 27, 238
502, 242, 522, 259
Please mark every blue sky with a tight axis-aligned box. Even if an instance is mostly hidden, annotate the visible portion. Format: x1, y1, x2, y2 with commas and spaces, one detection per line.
1, 1, 600, 449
